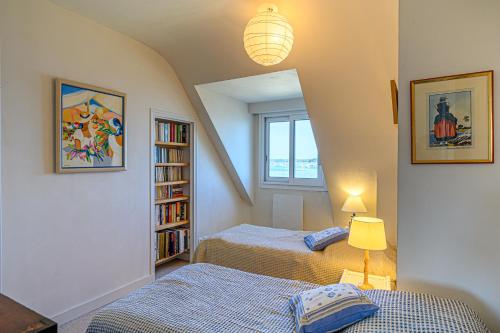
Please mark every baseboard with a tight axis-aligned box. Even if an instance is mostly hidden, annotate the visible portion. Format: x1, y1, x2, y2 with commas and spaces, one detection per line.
52, 274, 154, 325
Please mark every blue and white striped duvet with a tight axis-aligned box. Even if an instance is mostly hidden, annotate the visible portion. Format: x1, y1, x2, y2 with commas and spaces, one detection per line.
86, 263, 490, 333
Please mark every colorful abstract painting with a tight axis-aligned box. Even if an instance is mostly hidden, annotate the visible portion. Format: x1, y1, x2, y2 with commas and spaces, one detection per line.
56, 79, 126, 172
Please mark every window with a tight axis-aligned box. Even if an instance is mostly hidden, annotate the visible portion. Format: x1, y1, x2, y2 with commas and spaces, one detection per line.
262, 112, 325, 189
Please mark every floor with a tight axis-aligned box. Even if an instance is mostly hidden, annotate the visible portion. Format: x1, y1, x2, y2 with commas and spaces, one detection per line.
59, 259, 188, 333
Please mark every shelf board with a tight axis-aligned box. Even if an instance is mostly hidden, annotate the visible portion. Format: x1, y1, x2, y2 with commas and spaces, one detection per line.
155, 220, 189, 232
155, 180, 189, 186
155, 141, 189, 148
155, 251, 188, 266
155, 196, 189, 204
155, 162, 189, 167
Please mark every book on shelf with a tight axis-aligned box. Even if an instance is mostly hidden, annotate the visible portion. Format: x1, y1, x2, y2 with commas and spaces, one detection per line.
155, 147, 185, 163
155, 201, 188, 225
156, 228, 190, 260
155, 166, 182, 182
155, 120, 188, 143
156, 185, 184, 200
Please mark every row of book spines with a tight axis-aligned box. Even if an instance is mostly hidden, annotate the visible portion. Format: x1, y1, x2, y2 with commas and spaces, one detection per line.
155, 121, 188, 143
156, 228, 190, 260
155, 202, 188, 225
155, 147, 184, 163
155, 167, 182, 182
156, 186, 184, 200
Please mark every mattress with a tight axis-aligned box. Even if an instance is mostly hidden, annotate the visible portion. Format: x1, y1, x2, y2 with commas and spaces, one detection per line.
86, 263, 490, 333
193, 224, 396, 285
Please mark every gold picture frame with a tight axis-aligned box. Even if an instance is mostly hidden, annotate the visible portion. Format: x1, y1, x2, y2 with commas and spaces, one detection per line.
410, 71, 493, 164
55, 79, 127, 173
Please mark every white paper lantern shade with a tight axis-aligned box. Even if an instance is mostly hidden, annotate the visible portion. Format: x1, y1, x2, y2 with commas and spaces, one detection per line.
243, 4, 294, 66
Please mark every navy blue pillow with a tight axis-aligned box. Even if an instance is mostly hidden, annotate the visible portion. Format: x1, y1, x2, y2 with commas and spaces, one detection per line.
304, 227, 348, 251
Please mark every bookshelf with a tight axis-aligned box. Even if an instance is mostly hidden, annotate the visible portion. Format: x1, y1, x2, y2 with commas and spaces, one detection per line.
155, 162, 189, 167
155, 180, 189, 186
155, 196, 190, 205
155, 220, 189, 232
151, 111, 195, 270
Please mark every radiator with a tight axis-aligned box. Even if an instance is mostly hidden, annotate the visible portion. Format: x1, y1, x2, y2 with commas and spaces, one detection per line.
272, 194, 303, 230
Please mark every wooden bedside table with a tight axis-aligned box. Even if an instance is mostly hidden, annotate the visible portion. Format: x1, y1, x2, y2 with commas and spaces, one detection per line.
340, 269, 392, 290
0, 294, 57, 332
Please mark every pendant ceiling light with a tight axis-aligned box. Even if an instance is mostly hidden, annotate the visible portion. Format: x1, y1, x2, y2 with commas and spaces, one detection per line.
243, 3, 294, 66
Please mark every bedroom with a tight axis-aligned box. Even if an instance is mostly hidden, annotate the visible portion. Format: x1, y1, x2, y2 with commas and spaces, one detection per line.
0, 0, 498, 332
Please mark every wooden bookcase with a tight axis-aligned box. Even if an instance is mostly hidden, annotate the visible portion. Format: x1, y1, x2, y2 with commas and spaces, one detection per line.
151, 110, 195, 270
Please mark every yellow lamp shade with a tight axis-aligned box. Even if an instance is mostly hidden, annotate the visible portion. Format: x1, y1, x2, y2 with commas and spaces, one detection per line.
243, 3, 294, 66
348, 217, 387, 251
341, 196, 367, 213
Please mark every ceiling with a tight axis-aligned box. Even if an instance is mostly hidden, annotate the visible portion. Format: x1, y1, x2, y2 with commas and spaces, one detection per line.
50, 0, 272, 78
196, 69, 303, 103
49, 0, 305, 86
50, 0, 241, 37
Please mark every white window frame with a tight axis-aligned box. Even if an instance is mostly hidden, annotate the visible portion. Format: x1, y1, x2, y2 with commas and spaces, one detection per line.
259, 111, 327, 191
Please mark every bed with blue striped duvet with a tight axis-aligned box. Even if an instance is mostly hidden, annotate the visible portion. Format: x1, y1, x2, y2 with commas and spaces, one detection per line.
86, 263, 490, 333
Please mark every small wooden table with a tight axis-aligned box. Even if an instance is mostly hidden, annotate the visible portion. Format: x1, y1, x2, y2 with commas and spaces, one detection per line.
340, 269, 392, 290
0, 294, 57, 332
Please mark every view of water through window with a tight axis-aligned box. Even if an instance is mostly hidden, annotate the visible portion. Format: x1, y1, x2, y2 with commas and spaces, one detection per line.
294, 120, 318, 179
268, 119, 318, 179
269, 121, 289, 177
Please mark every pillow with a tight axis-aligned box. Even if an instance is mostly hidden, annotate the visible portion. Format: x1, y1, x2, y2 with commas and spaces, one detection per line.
289, 283, 379, 333
304, 227, 348, 251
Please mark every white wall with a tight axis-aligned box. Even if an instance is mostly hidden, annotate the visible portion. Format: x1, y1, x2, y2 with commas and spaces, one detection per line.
398, 0, 500, 330
0, 0, 247, 323
161, 0, 399, 247
294, 0, 398, 246
252, 187, 334, 231
195, 86, 254, 203
195, 126, 250, 238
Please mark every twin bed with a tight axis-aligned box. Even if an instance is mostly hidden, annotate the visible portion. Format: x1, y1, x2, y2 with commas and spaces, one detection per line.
85, 225, 490, 332
194, 224, 396, 284
87, 263, 490, 333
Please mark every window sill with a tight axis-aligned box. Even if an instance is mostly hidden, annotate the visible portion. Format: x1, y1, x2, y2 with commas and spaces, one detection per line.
259, 182, 328, 192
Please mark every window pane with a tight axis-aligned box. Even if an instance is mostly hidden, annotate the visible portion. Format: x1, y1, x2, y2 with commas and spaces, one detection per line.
294, 120, 318, 179
268, 121, 289, 178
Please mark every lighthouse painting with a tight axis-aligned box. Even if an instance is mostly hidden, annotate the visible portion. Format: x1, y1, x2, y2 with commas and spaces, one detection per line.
56, 79, 126, 173
410, 71, 493, 164
428, 91, 472, 148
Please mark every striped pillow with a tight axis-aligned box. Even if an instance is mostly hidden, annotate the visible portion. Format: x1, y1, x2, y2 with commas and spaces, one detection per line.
304, 227, 348, 251
289, 283, 379, 333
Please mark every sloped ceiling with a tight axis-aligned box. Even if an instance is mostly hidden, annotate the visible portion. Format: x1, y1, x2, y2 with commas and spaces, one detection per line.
51, 0, 398, 245
198, 69, 303, 103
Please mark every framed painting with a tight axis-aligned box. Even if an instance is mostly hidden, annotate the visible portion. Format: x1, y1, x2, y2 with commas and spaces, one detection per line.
411, 71, 493, 164
55, 79, 127, 173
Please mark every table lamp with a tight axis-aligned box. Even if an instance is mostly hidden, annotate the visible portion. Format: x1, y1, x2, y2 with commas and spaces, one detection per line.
348, 217, 387, 290
341, 195, 367, 227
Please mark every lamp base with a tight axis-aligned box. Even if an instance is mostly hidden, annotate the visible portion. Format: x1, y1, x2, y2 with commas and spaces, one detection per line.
357, 282, 374, 290
359, 249, 373, 290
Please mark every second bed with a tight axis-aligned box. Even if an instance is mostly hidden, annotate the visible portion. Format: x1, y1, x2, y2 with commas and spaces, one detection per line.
193, 224, 396, 285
